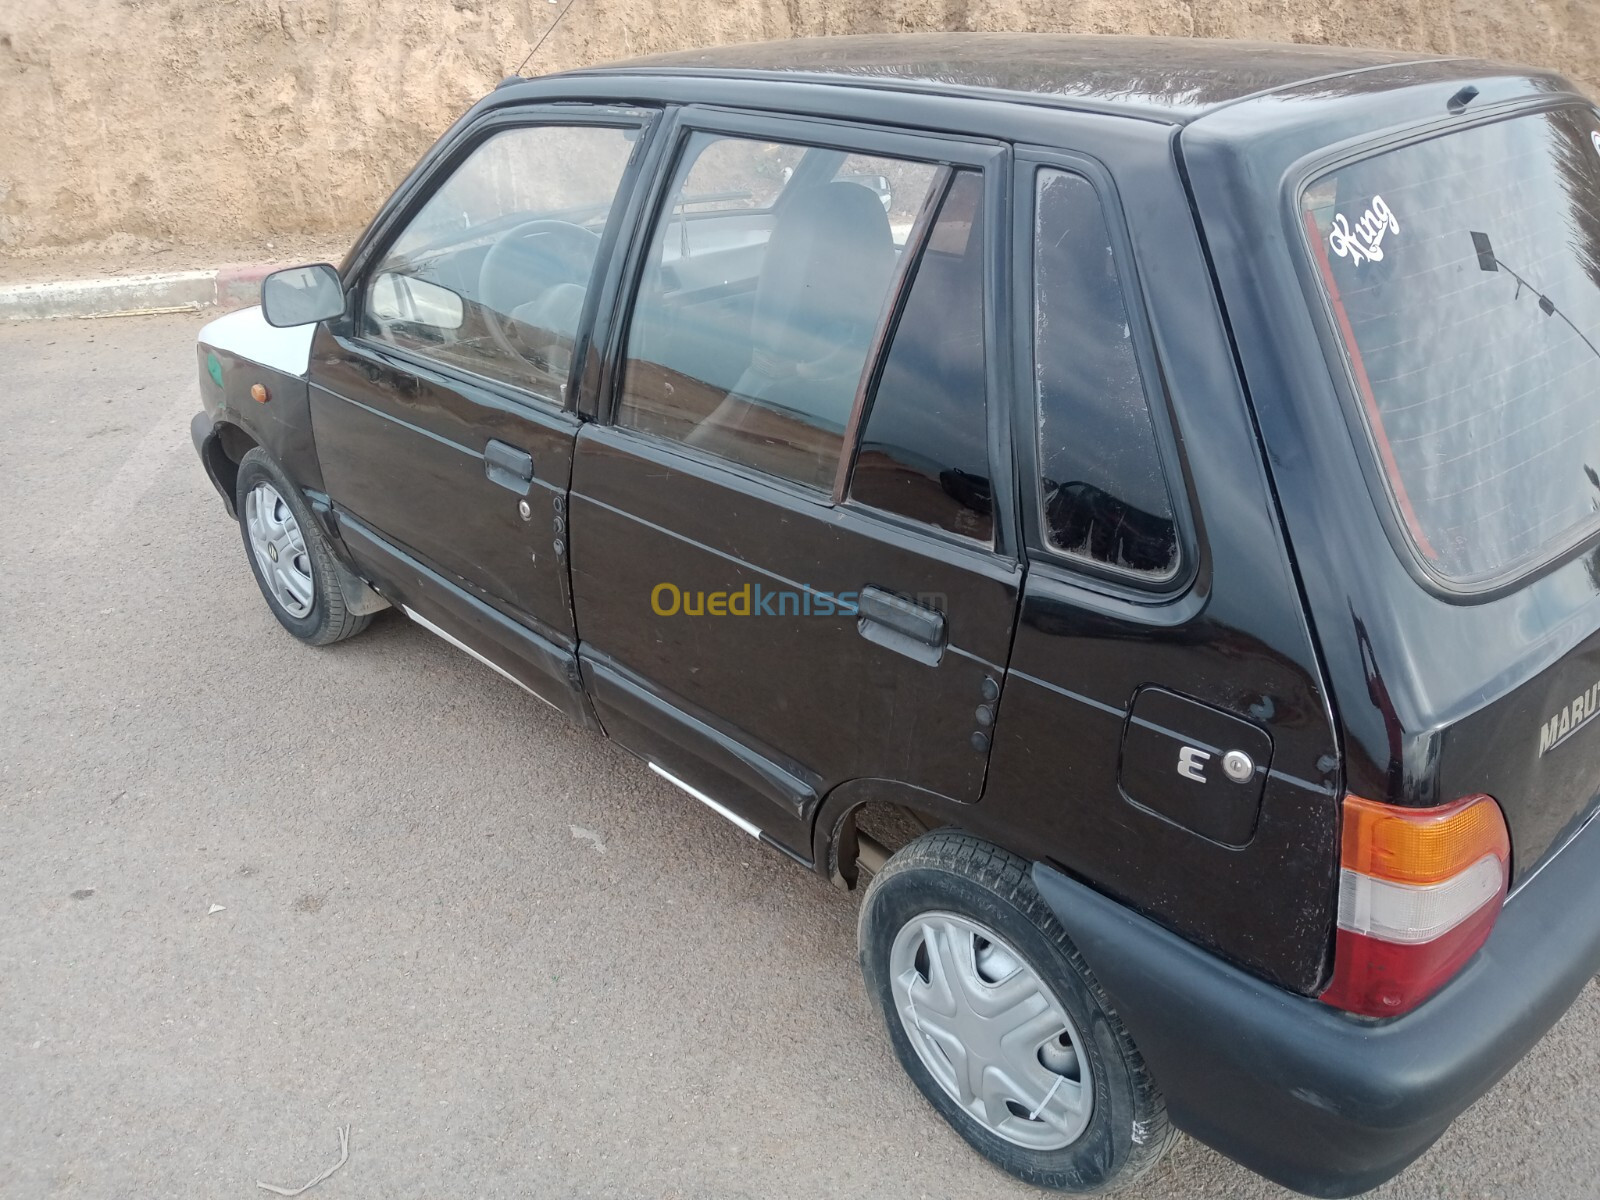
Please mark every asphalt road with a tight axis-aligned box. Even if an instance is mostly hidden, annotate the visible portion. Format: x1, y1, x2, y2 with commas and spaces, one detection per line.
2, 314, 1597, 1199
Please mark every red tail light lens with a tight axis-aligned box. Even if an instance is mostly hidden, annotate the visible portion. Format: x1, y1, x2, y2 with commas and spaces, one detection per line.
1320, 793, 1510, 1018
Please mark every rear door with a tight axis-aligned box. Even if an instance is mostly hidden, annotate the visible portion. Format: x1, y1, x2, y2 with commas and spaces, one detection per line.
569, 110, 1020, 856
309, 107, 655, 715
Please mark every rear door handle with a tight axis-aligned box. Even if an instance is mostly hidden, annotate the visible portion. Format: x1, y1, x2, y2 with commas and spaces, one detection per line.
484, 439, 534, 494
857, 586, 946, 666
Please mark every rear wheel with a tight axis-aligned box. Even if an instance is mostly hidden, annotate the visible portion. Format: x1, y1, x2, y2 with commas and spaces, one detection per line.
859, 831, 1177, 1193
235, 448, 371, 646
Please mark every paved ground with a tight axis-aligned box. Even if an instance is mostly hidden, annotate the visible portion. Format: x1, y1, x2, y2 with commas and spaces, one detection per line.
2, 313, 1597, 1199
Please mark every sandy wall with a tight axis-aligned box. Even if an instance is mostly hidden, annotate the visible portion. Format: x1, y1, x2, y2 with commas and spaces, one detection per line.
2, 0, 1597, 256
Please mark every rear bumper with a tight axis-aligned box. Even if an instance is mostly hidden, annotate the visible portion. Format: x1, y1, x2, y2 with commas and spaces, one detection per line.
1033, 808, 1600, 1198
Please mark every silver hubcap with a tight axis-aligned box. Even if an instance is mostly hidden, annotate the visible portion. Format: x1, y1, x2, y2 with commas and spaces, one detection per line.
890, 912, 1093, 1150
245, 482, 315, 618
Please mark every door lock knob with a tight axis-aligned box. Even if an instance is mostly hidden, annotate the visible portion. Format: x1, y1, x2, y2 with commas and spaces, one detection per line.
518, 499, 533, 521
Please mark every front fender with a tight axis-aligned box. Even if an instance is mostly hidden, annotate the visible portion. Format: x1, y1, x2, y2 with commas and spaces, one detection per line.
196, 306, 324, 493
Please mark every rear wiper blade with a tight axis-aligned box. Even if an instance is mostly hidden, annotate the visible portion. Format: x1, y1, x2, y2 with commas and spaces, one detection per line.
1472, 230, 1600, 362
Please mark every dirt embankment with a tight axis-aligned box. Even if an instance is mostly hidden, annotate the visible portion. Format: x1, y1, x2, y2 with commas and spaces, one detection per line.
2, 0, 1597, 261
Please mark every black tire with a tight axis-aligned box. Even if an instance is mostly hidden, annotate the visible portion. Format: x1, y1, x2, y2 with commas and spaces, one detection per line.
859, 831, 1178, 1193
235, 448, 371, 646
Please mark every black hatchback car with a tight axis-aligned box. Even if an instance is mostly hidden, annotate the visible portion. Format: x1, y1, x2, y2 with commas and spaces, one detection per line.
190, 33, 1600, 1196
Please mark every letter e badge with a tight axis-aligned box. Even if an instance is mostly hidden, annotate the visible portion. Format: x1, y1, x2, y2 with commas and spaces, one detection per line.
1177, 746, 1211, 782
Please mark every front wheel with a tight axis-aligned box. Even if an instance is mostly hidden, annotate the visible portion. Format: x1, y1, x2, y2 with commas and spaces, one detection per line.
235, 448, 371, 646
858, 832, 1177, 1193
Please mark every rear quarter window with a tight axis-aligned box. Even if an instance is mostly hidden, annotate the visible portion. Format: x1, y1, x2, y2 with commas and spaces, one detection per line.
1303, 105, 1600, 586
1032, 167, 1179, 581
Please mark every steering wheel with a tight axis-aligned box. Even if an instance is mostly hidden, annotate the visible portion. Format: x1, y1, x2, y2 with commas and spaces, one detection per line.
477, 219, 602, 363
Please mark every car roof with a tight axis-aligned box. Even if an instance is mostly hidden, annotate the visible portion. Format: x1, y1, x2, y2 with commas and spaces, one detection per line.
560, 33, 1526, 124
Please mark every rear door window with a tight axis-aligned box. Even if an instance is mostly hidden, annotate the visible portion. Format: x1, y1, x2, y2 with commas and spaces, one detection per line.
850, 170, 992, 542
617, 132, 941, 490
1303, 105, 1600, 585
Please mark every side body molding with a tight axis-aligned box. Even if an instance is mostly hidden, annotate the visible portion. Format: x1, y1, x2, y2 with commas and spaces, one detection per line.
579, 648, 822, 858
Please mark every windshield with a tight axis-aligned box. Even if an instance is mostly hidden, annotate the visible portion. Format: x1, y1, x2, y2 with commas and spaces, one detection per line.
1304, 105, 1600, 584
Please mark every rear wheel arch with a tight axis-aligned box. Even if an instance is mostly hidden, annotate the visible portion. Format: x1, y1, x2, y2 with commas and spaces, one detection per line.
816, 777, 977, 890
858, 828, 1180, 1191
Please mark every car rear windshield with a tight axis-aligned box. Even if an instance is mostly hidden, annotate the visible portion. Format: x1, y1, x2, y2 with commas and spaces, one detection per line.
1303, 105, 1600, 585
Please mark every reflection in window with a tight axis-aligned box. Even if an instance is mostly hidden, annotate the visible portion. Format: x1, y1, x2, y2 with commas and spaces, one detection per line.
833, 154, 940, 243
653, 138, 805, 264
851, 171, 992, 542
1305, 106, 1600, 582
619, 133, 938, 490
360, 124, 638, 400
1033, 168, 1177, 578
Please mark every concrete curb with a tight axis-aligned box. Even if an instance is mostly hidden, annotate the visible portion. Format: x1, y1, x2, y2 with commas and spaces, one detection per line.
0, 262, 283, 321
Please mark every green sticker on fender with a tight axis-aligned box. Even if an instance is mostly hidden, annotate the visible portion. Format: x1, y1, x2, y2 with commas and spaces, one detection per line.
206, 351, 224, 388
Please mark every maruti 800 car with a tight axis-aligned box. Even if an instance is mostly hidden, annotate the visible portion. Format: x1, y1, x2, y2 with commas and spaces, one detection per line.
189, 34, 1600, 1196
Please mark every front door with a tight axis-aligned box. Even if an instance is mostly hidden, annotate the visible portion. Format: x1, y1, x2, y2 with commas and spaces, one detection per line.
309, 108, 654, 713
570, 111, 1020, 855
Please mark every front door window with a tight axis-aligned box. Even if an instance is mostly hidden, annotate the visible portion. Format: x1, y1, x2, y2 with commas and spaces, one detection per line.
360, 123, 640, 401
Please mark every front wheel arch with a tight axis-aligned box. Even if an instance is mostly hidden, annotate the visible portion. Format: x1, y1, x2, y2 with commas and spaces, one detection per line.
233, 447, 375, 645
196, 420, 259, 518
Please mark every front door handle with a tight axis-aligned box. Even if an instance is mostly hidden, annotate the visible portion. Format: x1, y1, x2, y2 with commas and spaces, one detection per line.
857, 586, 946, 666
484, 439, 534, 494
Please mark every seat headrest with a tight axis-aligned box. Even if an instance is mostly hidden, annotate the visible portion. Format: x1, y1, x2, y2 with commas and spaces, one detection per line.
751, 181, 897, 363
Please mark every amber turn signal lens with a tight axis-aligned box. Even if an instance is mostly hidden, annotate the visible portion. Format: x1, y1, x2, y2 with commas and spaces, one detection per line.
250, 383, 270, 404
1340, 793, 1510, 886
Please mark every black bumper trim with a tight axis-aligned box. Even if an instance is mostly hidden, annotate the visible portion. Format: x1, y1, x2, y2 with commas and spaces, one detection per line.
1032, 813, 1600, 1197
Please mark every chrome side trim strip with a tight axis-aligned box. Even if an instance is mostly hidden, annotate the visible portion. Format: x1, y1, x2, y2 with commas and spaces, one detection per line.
401, 604, 559, 711
648, 762, 762, 838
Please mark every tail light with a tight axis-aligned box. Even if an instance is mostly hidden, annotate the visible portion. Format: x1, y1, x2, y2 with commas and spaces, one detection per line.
1320, 793, 1510, 1018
